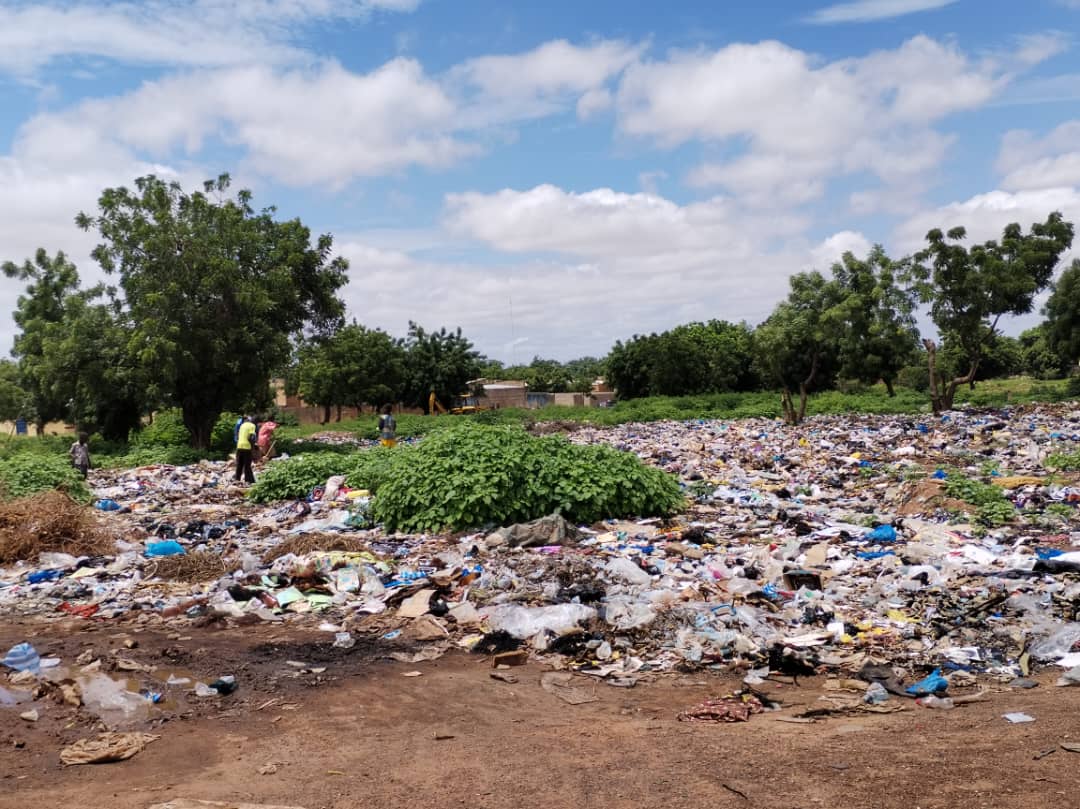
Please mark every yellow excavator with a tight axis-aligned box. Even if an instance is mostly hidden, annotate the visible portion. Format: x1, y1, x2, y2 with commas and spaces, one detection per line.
429, 390, 490, 415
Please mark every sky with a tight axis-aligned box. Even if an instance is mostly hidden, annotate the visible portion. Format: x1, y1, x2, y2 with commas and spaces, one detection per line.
1, 0, 1080, 363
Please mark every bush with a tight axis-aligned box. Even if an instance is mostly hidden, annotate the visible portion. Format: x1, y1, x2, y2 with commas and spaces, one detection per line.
133, 409, 190, 447
247, 423, 686, 532
0, 454, 91, 502
96, 446, 210, 469
212, 412, 242, 452
897, 365, 930, 393
247, 453, 349, 502
371, 422, 684, 533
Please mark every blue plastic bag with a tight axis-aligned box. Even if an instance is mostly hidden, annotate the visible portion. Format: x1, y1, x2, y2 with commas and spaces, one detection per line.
864, 525, 897, 543
856, 550, 896, 560
2, 642, 40, 674
906, 668, 948, 696
146, 540, 186, 557
94, 499, 122, 511
27, 569, 64, 584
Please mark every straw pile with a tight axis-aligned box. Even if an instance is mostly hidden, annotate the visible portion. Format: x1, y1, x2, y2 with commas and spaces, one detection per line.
261, 532, 371, 563
149, 552, 231, 583
0, 491, 113, 564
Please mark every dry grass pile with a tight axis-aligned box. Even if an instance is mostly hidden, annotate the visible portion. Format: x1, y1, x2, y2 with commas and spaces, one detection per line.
0, 491, 113, 564
148, 552, 230, 583
261, 532, 371, 563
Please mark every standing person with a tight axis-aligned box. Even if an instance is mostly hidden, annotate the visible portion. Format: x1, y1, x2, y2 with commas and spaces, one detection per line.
256, 418, 278, 461
378, 404, 397, 448
235, 415, 257, 484
69, 432, 91, 478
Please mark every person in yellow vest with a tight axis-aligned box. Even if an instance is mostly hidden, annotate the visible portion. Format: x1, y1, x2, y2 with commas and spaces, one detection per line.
235, 415, 257, 484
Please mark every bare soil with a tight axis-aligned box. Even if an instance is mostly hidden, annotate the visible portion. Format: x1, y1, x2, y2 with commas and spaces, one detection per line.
3, 617, 1080, 809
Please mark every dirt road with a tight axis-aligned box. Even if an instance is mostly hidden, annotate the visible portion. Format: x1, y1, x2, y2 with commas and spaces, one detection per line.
3, 618, 1079, 809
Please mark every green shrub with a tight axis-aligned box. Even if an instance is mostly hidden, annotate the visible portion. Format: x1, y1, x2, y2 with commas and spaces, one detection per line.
247, 453, 348, 502
0, 454, 91, 502
96, 446, 210, 469
133, 409, 190, 447
897, 365, 930, 393
212, 412, 242, 452
371, 422, 684, 533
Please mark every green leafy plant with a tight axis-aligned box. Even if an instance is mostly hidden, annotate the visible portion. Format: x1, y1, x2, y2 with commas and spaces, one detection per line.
247, 453, 346, 502
371, 423, 684, 533
132, 409, 190, 447
0, 454, 91, 502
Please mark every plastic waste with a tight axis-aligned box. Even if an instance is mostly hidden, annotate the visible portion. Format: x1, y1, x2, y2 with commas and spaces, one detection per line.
27, 569, 64, 584
603, 596, 657, 630
917, 695, 954, 709
863, 682, 889, 704
1030, 624, 1080, 661
484, 603, 597, 639
1056, 666, 1080, 687
94, 498, 122, 511
333, 632, 356, 649
2, 643, 41, 674
145, 540, 186, 557
605, 557, 652, 586
906, 668, 948, 696
864, 525, 897, 543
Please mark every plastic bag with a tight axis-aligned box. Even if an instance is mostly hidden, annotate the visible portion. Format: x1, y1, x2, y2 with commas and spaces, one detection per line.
906, 668, 948, 696
145, 541, 185, 557
484, 603, 597, 639
2, 642, 40, 674
604, 557, 651, 586
603, 596, 657, 630
864, 525, 897, 543
1030, 623, 1080, 661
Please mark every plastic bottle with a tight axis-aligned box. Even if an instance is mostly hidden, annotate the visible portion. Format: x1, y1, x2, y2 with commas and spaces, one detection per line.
917, 695, 954, 709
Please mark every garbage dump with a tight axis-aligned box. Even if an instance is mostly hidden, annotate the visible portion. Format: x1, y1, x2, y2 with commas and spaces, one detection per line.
6, 405, 1080, 711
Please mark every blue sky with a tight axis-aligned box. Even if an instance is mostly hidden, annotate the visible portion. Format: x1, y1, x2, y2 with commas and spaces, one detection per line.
1, 0, 1079, 362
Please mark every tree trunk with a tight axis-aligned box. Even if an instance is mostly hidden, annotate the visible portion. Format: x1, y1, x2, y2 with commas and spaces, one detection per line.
798, 382, 810, 423
924, 339, 944, 414
181, 402, 217, 450
781, 387, 797, 425
335, 404, 342, 422
321, 404, 330, 424
884, 378, 895, 397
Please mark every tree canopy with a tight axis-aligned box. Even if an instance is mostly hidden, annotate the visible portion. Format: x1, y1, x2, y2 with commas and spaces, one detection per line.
75, 174, 348, 447
905, 213, 1073, 412
402, 322, 482, 411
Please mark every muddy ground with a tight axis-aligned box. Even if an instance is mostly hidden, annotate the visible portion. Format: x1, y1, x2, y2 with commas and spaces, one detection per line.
2, 618, 1080, 809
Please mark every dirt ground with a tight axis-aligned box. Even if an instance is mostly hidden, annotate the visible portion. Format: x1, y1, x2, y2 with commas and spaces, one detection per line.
3, 617, 1080, 809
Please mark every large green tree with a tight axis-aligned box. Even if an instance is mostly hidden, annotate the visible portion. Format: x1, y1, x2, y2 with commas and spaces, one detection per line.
76, 175, 348, 448
296, 323, 406, 422
827, 246, 920, 396
2, 249, 81, 433
605, 321, 756, 399
754, 271, 842, 425
402, 322, 483, 411
0, 360, 29, 425
906, 213, 1073, 413
1043, 258, 1080, 372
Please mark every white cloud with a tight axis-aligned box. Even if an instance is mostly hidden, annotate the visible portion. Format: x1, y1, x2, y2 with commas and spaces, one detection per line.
16, 60, 475, 187
0, 0, 421, 76
806, 0, 958, 24
450, 40, 642, 126
617, 36, 1012, 206
443, 184, 808, 259
894, 187, 1080, 252
998, 120, 1080, 191
809, 231, 873, 268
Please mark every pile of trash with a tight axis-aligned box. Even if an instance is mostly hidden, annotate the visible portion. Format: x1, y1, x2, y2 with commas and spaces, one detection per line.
6, 405, 1080, 697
